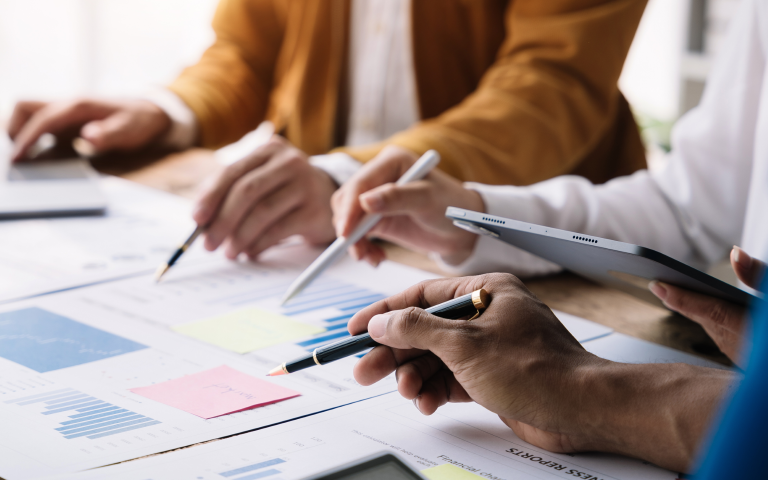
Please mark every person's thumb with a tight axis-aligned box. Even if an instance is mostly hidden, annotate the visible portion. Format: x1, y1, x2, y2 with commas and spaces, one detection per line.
368, 307, 463, 355
731, 246, 767, 290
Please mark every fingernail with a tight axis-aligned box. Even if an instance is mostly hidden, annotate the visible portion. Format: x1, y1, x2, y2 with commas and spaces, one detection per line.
733, 246, 752, 269
81, 123, 102, 140
336, 221, 346, 239
649, 281, 668, 301
360, 193, 384, 212
368, 313, 391, 339
349, 247, 360, 261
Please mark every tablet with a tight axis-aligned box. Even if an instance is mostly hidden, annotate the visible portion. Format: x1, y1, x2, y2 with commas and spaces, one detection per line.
445, 207, 759, 306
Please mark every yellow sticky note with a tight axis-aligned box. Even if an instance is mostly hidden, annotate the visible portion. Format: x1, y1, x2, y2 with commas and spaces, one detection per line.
173, 308, 326, 354
421, 464, 485, 480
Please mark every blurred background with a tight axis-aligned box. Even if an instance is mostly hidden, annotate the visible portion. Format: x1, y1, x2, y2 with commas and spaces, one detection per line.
0, 0, 741, 153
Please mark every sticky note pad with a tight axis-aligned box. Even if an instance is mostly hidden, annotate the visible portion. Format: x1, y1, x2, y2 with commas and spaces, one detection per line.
421, 464, 485, 480
173, 308, 326, 354
130, 365, 300, 419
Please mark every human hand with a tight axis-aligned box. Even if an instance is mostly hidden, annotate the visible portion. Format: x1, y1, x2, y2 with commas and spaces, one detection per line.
331, 146, 484, 267
193, 136, 338, 259
8, 98, 171, 162
348, 273, 606, 454
348, 274, 738, 472
650, 246, 766, 366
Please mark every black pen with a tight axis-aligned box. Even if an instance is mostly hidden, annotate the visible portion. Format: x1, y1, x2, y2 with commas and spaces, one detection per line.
267, 289, 489, 376
154, 225, 205, 282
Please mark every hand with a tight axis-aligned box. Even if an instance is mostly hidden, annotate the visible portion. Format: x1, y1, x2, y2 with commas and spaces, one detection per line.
331, 146, 484, 267
8, 98, 171, 161
650, 246, 766, 367
349, 273, 602, 454
349, 273, 737, 472
193, 136, 338, 259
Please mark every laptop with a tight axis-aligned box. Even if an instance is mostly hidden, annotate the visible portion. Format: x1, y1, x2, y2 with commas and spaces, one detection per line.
0, 134, 107, 219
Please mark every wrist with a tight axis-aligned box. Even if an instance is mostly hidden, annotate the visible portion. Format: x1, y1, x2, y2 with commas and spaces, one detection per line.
574, 361, 734, 472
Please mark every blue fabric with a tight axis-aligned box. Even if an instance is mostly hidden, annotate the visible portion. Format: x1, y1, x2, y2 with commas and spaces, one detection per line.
694, 276, 768, 479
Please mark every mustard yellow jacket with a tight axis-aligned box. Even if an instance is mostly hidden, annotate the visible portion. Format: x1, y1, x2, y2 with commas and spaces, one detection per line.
170, 0, 648, 185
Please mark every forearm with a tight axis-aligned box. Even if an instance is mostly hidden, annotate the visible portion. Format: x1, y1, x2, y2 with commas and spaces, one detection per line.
169, 0, 283, 149
580, 361, 737, 472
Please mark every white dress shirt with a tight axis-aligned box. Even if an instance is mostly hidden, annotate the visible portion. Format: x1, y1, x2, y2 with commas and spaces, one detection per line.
442, 0, 768, 279
149, 0, 415, 186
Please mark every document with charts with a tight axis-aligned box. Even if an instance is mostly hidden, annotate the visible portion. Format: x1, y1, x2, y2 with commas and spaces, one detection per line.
0, 242, 611, 479
0, 246, 441, 479
47, 393, 677, 480
0, 176, 212, 304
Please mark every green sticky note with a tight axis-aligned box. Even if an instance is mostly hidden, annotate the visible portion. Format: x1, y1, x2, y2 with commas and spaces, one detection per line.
421, 464, 485, 480
173, 308, 326, 354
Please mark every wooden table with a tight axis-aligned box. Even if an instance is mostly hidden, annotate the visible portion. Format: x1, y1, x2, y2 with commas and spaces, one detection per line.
96, 148, 730, 366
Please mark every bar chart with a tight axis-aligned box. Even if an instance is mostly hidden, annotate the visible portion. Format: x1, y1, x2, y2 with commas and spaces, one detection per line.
4, 387, 160, 440
219, 458, 286, 479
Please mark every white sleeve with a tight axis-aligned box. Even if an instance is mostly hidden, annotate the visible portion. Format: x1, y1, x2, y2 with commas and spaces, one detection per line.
309, 153, 363, 186
438, 0, 763, 277
141, 88, 199, 150
436, 172, 688, 276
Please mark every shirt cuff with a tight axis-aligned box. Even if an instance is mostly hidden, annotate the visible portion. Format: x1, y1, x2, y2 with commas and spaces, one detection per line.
309, 153, 363, 186
140, 88, 198, 150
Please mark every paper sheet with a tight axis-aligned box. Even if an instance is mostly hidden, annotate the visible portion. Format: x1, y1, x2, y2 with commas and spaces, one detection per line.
173, 308, 326, 354
0, 249, 440, 480
422, 464, 485, 480
0, 176, 213, 304
130, 366, 300, 419
45, 393, 677, 480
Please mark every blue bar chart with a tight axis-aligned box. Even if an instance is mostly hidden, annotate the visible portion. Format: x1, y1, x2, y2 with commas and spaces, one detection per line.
219, 458, 285, 479
4, 388, 160, 440
280, 280, 385, 355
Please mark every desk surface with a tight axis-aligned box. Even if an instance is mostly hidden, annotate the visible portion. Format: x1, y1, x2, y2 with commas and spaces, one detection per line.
96, 148, 730, 366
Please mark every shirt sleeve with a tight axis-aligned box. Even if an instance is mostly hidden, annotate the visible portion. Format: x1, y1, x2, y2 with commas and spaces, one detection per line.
438, 0, 764, 277
336, 0, 648, 185
438, 172, 688, 276
168, 0, 285, 149
141, 88, 199, 150
309, 153, 363, 187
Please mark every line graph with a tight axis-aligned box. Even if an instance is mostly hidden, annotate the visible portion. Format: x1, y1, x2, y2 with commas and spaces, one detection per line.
0, 308, 147, 373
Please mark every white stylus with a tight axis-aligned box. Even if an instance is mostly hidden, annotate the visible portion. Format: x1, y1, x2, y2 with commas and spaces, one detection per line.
280, 150, 441, 305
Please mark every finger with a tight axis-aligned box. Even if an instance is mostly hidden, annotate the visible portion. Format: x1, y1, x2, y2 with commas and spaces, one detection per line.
412, 368, 471, 415
394, 353, 446, 399
731, 246, 767, 290
348, 276, 489, 335
221, 183, 304, 258
359, 181, 437, 217
10, 100, 109, 161
349, 237, 385, 266
649, 281, 744, 334
365, 307, 476, 355
244, 206, 311, 259
203, 150, 294, 250
80, 112, 140, 152
352, 345, 430, 386
8, 101, 46, 139
333, 152, 413, 238
193, 139, 284, 227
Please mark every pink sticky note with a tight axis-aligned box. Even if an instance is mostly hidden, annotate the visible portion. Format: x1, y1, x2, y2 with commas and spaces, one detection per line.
130, 365, 300, 419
